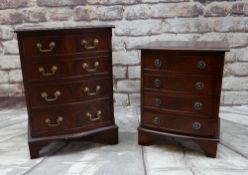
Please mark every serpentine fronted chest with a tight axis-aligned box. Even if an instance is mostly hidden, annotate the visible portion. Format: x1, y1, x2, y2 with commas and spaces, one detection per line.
15, 26, 118, 159
138, 41, 229, 157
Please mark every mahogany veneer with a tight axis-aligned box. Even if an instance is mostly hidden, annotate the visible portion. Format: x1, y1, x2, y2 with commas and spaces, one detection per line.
15, 26, 118, 159
137, 41, 229, 158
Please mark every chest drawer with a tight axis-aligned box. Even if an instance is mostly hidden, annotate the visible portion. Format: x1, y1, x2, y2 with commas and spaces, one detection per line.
30, 99, 113, 137
142, 111, 217, 137
28, 78, 112, 108
22, 32, 109, 57
23, 56, 111, 82
142, 52, 224, 75
143, 93, 217, 117
143, 74, 218, 96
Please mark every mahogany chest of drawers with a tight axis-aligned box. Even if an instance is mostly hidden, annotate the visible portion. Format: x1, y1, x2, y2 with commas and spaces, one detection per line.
138, 41, 229, 157
15, 26, 118, 159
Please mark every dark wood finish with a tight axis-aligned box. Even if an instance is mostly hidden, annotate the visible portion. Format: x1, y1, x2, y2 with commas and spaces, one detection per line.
16, 26, 118, 159
136, 41, 229, 52
138, 41, 229, 158
143, 92, 217, 117
28, 78, 112, 107
23, 55, 112, 82
142, 110, 217, 137
22, 32, 109, 56
143, 74, 218, 96
138, 127, 218, 157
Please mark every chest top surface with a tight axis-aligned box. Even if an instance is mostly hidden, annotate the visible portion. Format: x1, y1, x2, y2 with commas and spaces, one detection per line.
137, 41, 230, 52
14, 24, 114, 33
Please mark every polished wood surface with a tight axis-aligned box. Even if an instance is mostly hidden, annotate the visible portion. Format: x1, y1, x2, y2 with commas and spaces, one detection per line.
138, 41, 229, 158
16, 26, 118, 159
137, 41, 229, 52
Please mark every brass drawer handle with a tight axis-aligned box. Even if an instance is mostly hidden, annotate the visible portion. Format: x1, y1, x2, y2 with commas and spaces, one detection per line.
82, 61, 99, 72
81, 39, 99, 50
36, 42, 56, 53
41, 91, 61, 102
154, 59, 162, 68
45, 116, 63, 127
193, 121, 201, 130
38, 65, 58, 76
86, 110, 102, 121
155, 97, 161, 107
197, 60, 206, 70
84, 85, 101, 96
194, 101, 203, 111
153, 116, 160, 125
154, 79, 161, 88
195, 82, 204, 91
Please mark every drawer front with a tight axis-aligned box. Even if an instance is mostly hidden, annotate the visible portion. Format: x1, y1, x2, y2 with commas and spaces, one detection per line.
74, 32, 109, 53
28, 78, 112, 107
143, 74, 218, 96
22, 36, 68, 56
142, 111, 217, 137
142, 53, 224, 75
22, 32, 109, 57
143, 93, 217, 117
23, 56, 111, 82
31, 100, 113, 137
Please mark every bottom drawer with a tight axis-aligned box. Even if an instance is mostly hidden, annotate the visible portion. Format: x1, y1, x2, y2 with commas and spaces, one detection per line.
30, 99, 113, 137
142, 111, 217, 137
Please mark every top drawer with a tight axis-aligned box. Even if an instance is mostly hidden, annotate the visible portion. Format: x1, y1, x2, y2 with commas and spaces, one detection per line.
21, 32, 110, 57
142, 52, 224, 75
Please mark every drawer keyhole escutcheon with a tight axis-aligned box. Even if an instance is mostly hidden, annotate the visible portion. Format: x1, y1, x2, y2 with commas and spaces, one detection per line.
36, 42, 56, 53
154, 79, 161, 88
45, 116, 63, 127
81, 39, 99, 50
193, 122, 201, 130
86, 110, 102, 121
197, 60, 206, 70
153, 116, 160, 125
155, 97, 162, 107
195, 82, 204, 91
194, 102, 203, 111
154, 59, 162, 68
38, 65, 58, 76
84, 85, 101, 96
41, 91, 61, 102
82, 61, 99, 72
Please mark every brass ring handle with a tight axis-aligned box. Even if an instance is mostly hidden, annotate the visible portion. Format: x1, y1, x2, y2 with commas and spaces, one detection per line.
38, 65, 58, 76
194, 101, 203, 111
81, 39, 99, 50
86, 110, 102, 121
193, 121, 201, 130
154, 79, 161, 88
84, 85, 101, 96
197, 60, 206, 70
82, 61, 99, 72
153, 116, 160, 125
41, 90, 61, 102
36, 42, 56, 53
155, 97, 161, 107
195, 82, 204, 91
45, 116, 63, 127
154, 59, 162, 68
